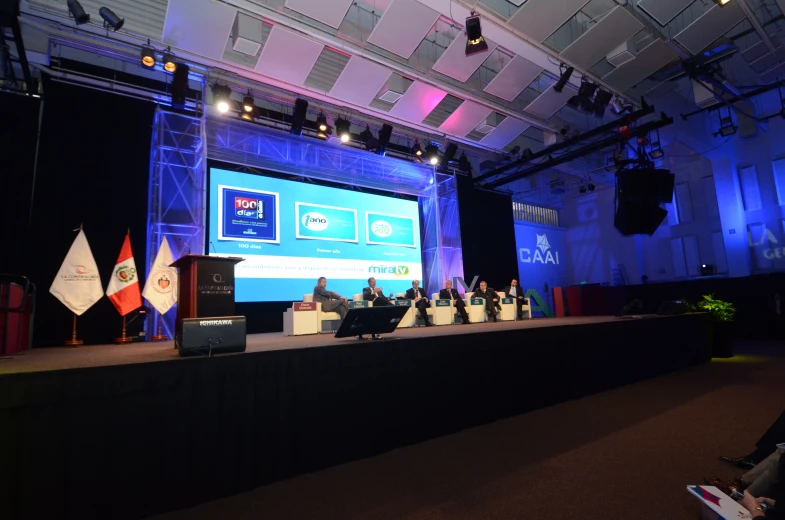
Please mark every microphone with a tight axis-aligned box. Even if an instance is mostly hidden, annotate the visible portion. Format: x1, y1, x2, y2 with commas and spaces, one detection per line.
176, 237, 191, 255
210, 241, 217, 254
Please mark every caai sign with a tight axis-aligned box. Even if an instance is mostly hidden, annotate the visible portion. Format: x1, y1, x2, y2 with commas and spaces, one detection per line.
519, 233, 560, 265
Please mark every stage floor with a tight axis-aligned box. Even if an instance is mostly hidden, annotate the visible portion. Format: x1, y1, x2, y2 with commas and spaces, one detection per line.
2, 315, 648, 375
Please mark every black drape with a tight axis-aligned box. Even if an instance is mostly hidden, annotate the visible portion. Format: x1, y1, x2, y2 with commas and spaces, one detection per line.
13, 76, 155, 346
456, 174, 519, 291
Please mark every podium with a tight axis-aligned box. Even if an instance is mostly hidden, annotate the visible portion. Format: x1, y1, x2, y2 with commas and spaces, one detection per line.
170, 255, 244, 344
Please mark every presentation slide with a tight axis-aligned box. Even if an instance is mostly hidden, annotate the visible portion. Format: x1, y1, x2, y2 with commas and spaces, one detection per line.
208, 167, 423, 302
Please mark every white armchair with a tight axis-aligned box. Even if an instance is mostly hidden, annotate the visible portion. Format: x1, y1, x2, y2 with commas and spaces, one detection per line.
464, 292, 486, 323
303, 294, 342, 333
497, 292, 516, 321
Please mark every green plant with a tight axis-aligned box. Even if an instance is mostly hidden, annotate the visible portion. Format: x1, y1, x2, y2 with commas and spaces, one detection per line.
697, 293, 735, 323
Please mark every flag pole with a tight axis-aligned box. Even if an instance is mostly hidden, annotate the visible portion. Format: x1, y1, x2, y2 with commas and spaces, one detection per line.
152, 324, 167, 341
64, 313, 83, 347
115, 315, 133, 344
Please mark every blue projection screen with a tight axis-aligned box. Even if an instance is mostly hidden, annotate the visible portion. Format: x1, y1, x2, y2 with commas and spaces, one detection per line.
208, 168, 424, 302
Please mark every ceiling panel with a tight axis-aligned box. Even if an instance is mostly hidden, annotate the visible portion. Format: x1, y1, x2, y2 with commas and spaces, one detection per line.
254, 26, 324, 87
284, 0, 354, 29
389, 81, 448, 122
479, 117, 530, 149
674, 3, 745, 55
603, 40, 679, 92
560, 7, 644, 70
329, 56, 393, 107
432, 33, 498, 83
638, 0, 693, 26
524, 85, 577, 120
483, 55, 542, 102
507, 0, 590, 43
438, 100, 493, 137
367, 0, 440, 59
163, 0, 236, 61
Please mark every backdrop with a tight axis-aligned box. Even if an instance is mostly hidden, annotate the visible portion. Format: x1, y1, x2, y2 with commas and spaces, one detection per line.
11, 76, 155, 346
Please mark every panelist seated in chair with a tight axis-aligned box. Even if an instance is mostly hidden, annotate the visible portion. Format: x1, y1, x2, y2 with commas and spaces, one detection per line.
362, 277, 393, 306
503, 279, 529, 319
474, 281, 501, 322
439, 279, 470, 324
313, 276, 350, 320
405, 279, 432, 326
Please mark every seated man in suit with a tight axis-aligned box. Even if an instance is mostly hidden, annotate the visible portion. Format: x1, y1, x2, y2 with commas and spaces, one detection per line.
312, 276, 349, 320
362, 277, 392, 306
474, 281, 501, 322
439, 280, 470, 324
405, 279, 432, 326
503, 279, 529, 319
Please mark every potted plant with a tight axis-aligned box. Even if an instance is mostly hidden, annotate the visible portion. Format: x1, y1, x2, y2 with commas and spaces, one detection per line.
697, 294, 736, 358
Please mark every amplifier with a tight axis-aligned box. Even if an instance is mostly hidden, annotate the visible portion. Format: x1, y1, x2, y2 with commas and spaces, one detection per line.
178, 316, 246, 357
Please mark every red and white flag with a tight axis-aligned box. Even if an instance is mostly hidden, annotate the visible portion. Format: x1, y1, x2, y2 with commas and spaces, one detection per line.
106, 232, 142, 316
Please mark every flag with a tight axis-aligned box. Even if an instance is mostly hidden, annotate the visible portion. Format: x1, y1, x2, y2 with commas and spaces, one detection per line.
142, 236, 177, 315
50, 229, 104, 315
106, 232, 142, 316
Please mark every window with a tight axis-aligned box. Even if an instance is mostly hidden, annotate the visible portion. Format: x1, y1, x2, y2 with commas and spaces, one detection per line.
512, 202, 559, 226
675, 183, 694, 223
738, 166, 762, 211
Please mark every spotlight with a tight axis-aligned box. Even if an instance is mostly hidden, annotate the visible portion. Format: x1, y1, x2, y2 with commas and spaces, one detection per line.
66, 0, 90, 25
211, 84, 232, 114
593, 89, 613, 118
162, 49, 176, 73
99, 7, 124, 31
290, 98, 309, 136
425, 144, 439, 165
588, 182, 596, 192
579, 184, 587, 194
568, 80, 597, 111
140, 42, 155, 69
554, 66, 574, 93
335, 118, 351, 143
510, 145, 521, 156
465, 13, 489, 56
360, 125, 378, 150
171, 64, 189, 110
412, 140, 423, 157
241, 110, 254, 121
242, 91, 254, 113
611, 96, 626, 114
316, 112, 328, 132
714, 0, 732, 5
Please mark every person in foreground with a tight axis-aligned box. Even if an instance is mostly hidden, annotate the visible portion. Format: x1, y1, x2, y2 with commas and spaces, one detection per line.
503, 278, 528, 320
405, 279, 432, 326
474, 281, 500, 322
737, 450, 784, 519
721, 408, 785, 469
439, 280, 470, 324
313, 277, 349, 320
706, 448, 783, 498
362, 277, 392, 306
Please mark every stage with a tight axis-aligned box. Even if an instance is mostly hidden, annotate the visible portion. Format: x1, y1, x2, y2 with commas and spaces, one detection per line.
0, 314, 711, 520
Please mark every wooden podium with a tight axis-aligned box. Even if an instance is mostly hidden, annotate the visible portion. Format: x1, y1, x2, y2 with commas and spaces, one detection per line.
170, 255, 244, 344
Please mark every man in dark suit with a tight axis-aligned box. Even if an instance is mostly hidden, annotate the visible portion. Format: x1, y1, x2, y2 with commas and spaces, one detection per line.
362, 277, 392, 306
439, 279, 470, 324
312, 276, 349, 319
405, 279, 432, 326
474, 281, 500, 322
503, 279, 528, 320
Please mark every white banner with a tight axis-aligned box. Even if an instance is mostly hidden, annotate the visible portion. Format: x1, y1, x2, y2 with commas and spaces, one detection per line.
50, 229, 104, 316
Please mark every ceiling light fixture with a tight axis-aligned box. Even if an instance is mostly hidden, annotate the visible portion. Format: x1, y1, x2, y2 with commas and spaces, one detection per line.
425, 144, 440, 165
140, 40, 155, 69
554, 65, 574, 93
335, 118, 351, 143
211, 84, 232, 114
242, 91, 254, 113
593, 89, 613, 118
412, 140, 423, 157
714, 0, 733, 6
465, 12, 489, 56
316, 112, 328, 132
66, 0, 90, 25
162, 48, 176, 73
99, 7, 124, 31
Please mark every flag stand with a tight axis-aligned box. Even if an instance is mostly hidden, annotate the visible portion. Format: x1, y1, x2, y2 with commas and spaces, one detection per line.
151, 325, 167, 341
114, 315, 133, 344
64, 313, 83, 347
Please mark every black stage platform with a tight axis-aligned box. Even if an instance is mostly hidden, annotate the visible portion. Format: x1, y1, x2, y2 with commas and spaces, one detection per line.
0, 314, 711, 520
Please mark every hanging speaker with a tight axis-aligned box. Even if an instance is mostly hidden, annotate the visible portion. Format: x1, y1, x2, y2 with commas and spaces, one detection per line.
171, 64, 190, 109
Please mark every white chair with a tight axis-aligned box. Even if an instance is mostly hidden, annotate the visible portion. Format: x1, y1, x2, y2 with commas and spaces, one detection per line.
429, 293, 453, 325
497, 291, 516, 321
519, 297, 532, 320
464, 292, 486, 323
303, 294, 342, 333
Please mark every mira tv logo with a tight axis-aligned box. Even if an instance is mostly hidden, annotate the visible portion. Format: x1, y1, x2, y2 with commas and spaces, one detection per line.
302, 212, 329, 232
370, 220, 393, 238
369, 265, 410, 276
235, 197, 263, 219
520, 234, 560, 265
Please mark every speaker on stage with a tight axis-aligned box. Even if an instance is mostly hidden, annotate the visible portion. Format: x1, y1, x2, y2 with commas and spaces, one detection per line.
179, 316, 246, 357
656, 300, 690, 316
614, 168, 674, 236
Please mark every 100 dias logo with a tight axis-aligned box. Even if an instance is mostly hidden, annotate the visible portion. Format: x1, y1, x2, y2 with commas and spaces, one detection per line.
235, 197, 264, 219
302, 212, 328, 232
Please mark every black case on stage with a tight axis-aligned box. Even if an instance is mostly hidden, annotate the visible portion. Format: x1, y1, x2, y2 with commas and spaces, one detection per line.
178, 316, 247, 357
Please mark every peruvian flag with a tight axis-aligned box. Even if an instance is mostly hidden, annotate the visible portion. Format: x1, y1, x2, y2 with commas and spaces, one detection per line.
106, 232, 143, 316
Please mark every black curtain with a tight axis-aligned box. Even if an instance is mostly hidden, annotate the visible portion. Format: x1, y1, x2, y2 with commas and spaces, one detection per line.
17, 76, 155, 346
456, 174, 519, 291
0, 92, 40, 273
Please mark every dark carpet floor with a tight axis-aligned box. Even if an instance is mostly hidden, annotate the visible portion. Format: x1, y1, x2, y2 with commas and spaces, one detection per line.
148, 341, 785, 520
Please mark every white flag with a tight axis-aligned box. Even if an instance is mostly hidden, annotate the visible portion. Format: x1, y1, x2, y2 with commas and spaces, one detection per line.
50, 229, 104, 315
142, 236, 178, 315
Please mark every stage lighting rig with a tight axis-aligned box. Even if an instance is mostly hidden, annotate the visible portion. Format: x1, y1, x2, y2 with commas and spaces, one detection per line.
290, 98, 309, 136
554, 65, 574, 93
66, 0, 90, 25
714, 107, 737, 137
162, 48, 176, 73
412, 140, 423, 157
211, 84, 232, 113
316, 112, 328, 132
714, 0, 732, 5
568, 79, 598, 112
593, 89, 613, 118
242, 91, 254, 113
465, 12, 489, 56
140, 40, 155, 69
335, 117, 351, 143
425, 144, 440, 165
376, 124, 393, 155
648, 129, 664, 159
99, 7, 124, 31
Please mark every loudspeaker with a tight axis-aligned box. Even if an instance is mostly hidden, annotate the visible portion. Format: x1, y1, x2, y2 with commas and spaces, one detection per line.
656, 300, 689, 316
614, 200, 667, 236
179, 316, 246, 357
290, 98, 308, 136
617, 168, 675, 204
171, 64, 189, 109
442, 143, 458, 163
0, 0, 19, 25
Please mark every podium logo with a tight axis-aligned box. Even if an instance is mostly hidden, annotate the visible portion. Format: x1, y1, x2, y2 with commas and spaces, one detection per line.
369, 265, 409, 276
302, 212, 329, 232
370, 220, 393, 238
235, 197, 264, 219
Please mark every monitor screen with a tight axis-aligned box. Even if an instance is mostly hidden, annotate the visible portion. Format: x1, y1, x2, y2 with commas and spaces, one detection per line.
207, 167, 424, 302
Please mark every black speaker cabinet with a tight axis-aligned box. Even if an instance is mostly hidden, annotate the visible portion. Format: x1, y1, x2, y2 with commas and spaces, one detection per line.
178, 316, 246, 357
